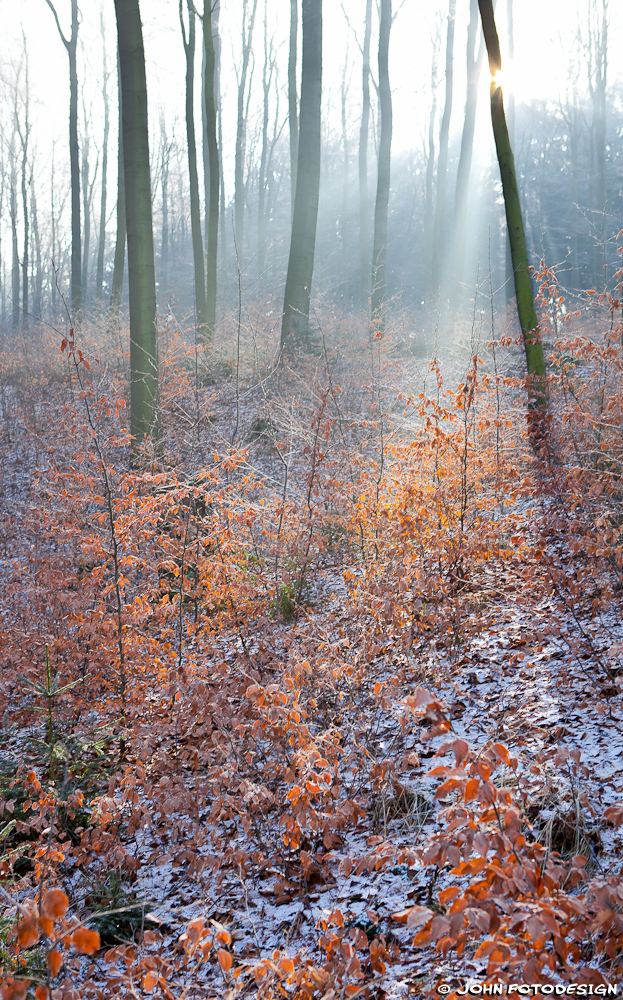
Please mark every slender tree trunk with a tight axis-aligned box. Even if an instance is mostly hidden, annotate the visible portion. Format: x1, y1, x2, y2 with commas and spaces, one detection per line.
504, 0, 515, 303
234, 0, 259, 268
359, 0, 372, 308
589, 0, 608, 287
370, 0, 392, 333
32, 180, 42, 320
258, 0, 273, 289
424, 33, 440, 311
180, 0, 207, 339
160, 120, 170, 297
45, 0, 81, 317
214, 3, 227, 281
478, 0, 546, 408
109, 55, 126, 332
451, 0, 483, 306
341, 52, 349, 301
96, 12, 110, 308
204, 0, 220, 344
10, 132, 19, 334
51, 146, 57, 317
114, 0, 159, 450
430, 0, 456, 309
81, 125, 91, 309
19, 104, 29, 335
289, 0, 299, 221
280, 0, 322, 351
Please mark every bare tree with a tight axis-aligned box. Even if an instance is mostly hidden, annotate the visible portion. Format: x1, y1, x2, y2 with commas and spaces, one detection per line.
288, 0, 299, 221
114, 0, 159, 451
96, 10, 111, 308
234, 0, 259, 268
180, 0, 207, 339
587, 0, 608, 287
45, 0, 82, 315
203, 0, 220, 343
281, 0, 322, 351
108, 53, 126, 332
429, 0, 456, 309
370, 0, 392, 334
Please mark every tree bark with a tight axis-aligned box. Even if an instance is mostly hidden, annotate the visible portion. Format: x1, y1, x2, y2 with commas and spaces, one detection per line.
45, 0, 81, 317
280, 0, 322, 351
451, 0, 483, 306
17, 81, 30, 335
10, 130, 19, 334
180, 0, 207, 340
588, 0, 608, 288
504, 0, 515, 303
258, 0, 274, 289
109, 54, 126, 333
32, 179, 43, 321
359, 0, 372, 309
96, 11, 110, 308
430, 0, 456, 309
478, 0, 546, 407
204, 0, 220, 345
289, 0, 299, 222
370, 0, 392, 334
114, 0, 159, 451
234, 0, 259, 268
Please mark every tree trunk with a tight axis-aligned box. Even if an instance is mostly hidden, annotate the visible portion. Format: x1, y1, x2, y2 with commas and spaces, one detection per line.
109, 55, 126, 332
96, 11, 110, 308
289, 0, 299, 222
430, 0, 456, 309
424, 31, 440, 312
258, 0, 273, 289
280, 0, 322, 351
10, 131, 19, 334
45, 0, 82, 317
114, 0, 159, 450
370, 0, 392, 334
504, 0, 515, 303
234, 0, 259, 268
180, 0, 207, 340
589, 0, 608, 288
451, 0, 483, 306
341, 52, 349, 301
214, 3, 227, 281
19, 95, 29, 335
159, 116, 170, 299
32, 179, 43, 320
81, 126, 91, 309
478, 0, 546, 408
359, 0, 372, 309
204, 0, 220, 344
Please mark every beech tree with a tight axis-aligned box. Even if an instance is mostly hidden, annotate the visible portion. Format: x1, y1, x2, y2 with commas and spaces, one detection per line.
280, 0, 322, 352
180, 0, 206, 340
203, 0, 219, 344
478, 0, 546, 407
370, 0, 392, 334
45, 0, 81, 316
114, 0, 159, 450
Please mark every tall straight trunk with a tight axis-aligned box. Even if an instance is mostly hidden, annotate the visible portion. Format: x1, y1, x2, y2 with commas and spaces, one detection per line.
180, 0, 207, 339
114, 0, 159, 449
204, 0, 220, 344
19, 101, 29, 335
340, 52, 349, 299
10, 133, 19, 334
96, 12, 110, 308
32, 180, 43, 320
214, 3, 227, 280
370, 0, 392, 333
51, 146, 57, 316
451, 0, 483, 305
424, 33, 440, 309
258, 0, 273, 288
288, 0, 299, 221
504, 0, 515, 302
589, 0, 608, 287
280, 0, 322, 351
430, 0, 456, 308
359, 0, 372, 308
81, 127, 91, 308
109, 55, 126, 331
46, 0, 81, 316
160, 118, 170, 296
478, 0, 546, 408
234, 0, 259, 267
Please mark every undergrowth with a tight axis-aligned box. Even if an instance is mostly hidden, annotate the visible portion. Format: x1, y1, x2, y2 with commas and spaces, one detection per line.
1, 269, 623, 997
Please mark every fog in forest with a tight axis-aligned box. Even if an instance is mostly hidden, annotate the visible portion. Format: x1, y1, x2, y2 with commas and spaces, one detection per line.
2, 0, 622, 348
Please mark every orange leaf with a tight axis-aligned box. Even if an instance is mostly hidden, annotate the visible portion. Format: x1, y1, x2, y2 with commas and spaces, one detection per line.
217, 948, 233, 972
278, 957, 295, 976
71, 927, 100, 955
47, 948, 64, 976
17, 916, 40, 949
490, 743, 510, 766
34, 988, 49, 1000
142, 971, 159, 993
1, 978, 29, 1000
215, 929, 231, 946
41, 889, 69, 921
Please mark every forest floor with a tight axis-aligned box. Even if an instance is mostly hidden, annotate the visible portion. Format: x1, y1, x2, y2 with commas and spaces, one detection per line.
1, 309, 623, 999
